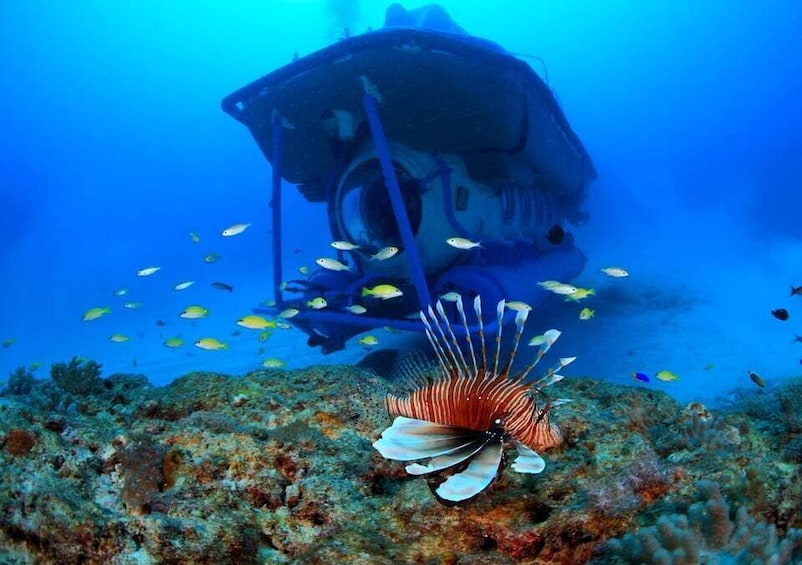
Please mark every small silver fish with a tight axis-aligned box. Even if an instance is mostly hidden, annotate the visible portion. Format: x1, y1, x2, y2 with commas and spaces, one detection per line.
137, 266, 161, 277
331, 241, 360, 251
221, 223, 251, 237
371, 246, 400, 261
316, 257, 351, 272
445, 237, 481, 250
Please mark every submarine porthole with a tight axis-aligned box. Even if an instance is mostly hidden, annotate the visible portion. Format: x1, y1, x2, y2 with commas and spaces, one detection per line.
339, 158, 422, 248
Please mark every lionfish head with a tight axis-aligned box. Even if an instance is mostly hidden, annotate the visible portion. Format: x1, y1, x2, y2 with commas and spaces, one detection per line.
372, 295, 574, 504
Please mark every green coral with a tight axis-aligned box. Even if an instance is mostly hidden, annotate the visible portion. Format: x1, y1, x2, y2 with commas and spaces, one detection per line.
5, 365, 37, 395
50, 357, 104, 395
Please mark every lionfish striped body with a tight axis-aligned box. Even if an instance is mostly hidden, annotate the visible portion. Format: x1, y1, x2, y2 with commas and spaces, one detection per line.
373, 295, 574, 504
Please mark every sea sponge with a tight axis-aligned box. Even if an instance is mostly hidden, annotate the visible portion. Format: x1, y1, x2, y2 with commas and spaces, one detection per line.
4, 428, 37, 456
118, 437, 167, 515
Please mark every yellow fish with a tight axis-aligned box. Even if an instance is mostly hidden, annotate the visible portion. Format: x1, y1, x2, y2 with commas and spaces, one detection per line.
528, 329, 561, 347
362, 284, 403, 300
565, 288, 595, 301
505, 301, 532, 312
163, 337, 184, 349
307, 297, 327, 309
439, 292, 461, 302
195, 337, 227, 351
445, 237, 481, 250
29, 362, 42, 372
109, 334, 130, 343
221, 222, 251, 237
189, 231, 201, 244
204, 254, 221, 264
180, 305, 209, 319
298, 265, 310, 275
579, 307, 595, 321
278, 308, 299, 319
262, 358, 286, 369
236, 315, 274, 330
358, 335, 379, 346
346, 304, 367, 314
82, 307, 111, 322
258, 329, 273, 342
123, 302, 142, 310
1, 338, 14, 348
655, 369, 679, 382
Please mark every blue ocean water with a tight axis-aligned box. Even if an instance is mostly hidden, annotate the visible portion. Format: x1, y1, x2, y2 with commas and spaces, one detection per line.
1, 1, 800, 407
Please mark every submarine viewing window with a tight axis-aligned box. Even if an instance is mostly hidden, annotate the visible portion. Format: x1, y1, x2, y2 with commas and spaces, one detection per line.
501, 185, 516, 224
521, 186, 533, 224
338, 158, 422, 248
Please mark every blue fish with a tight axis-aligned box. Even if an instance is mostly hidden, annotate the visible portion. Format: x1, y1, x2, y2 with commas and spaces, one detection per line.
631, 372, 650, 383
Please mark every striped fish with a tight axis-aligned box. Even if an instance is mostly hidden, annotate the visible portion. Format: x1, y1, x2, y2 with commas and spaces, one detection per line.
373, 296, 573, 504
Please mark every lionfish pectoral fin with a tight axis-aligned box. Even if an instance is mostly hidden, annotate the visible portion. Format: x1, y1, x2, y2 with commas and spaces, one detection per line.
550, 398, 573, 408
405, 436, 487, 475
510, 442, 546, 474
434, 439, 504, 503
372, 416, 479, 461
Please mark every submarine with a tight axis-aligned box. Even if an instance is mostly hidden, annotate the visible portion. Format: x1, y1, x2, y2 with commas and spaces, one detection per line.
221, 3, 596, 353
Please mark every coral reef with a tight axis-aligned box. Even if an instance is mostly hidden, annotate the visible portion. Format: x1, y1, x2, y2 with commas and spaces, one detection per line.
0, 363, 801, 563
50, 356, 104, 395
5, 365, 37, 395
600, 480, 802, 564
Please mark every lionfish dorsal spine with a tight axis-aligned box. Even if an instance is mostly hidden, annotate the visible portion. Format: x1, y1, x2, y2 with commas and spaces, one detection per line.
501, 308, 529, 378
474, 295, 487, 373
559, 356, 577, 368
436, 300, 470, 378
455, 296, 478, 377
536, 373, 564, 389
429, 304, 463, 377
420, 309, 449, 377
517, 328, 562, 383
491, 299, 505, 378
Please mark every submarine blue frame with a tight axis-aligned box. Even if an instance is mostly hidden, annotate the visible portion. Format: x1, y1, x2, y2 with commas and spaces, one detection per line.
256, 91, 506, 337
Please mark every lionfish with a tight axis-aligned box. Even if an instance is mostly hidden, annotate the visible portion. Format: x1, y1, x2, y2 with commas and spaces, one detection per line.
372, 295, 574, 504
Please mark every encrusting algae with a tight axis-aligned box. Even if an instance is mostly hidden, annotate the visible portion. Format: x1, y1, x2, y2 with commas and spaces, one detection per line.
1, 338, 802, 562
